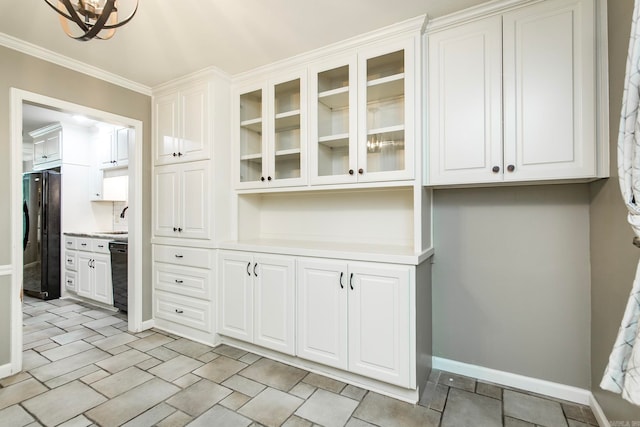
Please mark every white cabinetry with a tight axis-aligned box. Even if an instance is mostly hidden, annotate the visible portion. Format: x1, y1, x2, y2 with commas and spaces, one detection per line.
427, 0, 601, 185
154, 81, 211, 165
100, 128, 130, 169
297, 258, 411, 387
236, 71, 307, 189
309, 40, 415, 185
72, 236, 113, 306
153, 245, 214, 337
30, 122, 92, 170
153, 160, 210, 240
218, 251, 296, 355
32, 125, 61, 168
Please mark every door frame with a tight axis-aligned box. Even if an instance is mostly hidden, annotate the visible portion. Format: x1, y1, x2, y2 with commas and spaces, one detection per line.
9, 88, 145, 374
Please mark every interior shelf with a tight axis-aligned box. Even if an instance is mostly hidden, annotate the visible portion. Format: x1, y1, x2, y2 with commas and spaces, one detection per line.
367, 74, 404, 102
319, 87, 349, 110
275, 110, 301, 132
274, 148, 301, 160
318, 134, 350, 148
368, 124, 405, 136
241, 118, 263, 133
240, 153, 263, 162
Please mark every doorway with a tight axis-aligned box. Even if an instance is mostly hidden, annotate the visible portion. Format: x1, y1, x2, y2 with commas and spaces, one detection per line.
9, 89, 144, 375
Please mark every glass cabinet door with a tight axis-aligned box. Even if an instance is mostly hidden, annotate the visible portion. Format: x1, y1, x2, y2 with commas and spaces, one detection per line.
358, 40, 414, 182
239, 88, 264, 185
272, 78, 302, 182
310, 59, 357, 184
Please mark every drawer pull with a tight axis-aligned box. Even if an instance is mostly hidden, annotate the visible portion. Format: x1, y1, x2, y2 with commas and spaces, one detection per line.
175, 279, 184, 284
175, 309, 184, 314
67, 280, 72, 284
81, 243, 87, 246
98, 245, 104, 248
175, 254, 184, 259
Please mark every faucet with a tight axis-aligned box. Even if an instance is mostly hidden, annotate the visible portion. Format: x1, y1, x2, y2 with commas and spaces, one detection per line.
120, 206, 128, 218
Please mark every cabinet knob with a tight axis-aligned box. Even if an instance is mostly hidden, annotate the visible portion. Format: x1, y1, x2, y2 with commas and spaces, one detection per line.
172, 153, 177, 157
267, 176, 272, 181
178, 227, 183, 232
348, 169, 354, 175
173, 227, 177, 232
507, 164, 515, 172
95, 193, 100, 197
175, 279, 184, 284
492, 166, 500, 173
42, 155, 48, 159
175, 309, 184, 314
260, 177, 265, 182
358, 168, 364, 175
178, 152, 183, 157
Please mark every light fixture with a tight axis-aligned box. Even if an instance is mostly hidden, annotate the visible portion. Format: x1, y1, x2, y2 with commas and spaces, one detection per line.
43, 0, 138, 41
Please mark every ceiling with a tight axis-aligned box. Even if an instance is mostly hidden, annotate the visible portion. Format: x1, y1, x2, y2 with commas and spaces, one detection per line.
0, 0, 486, 89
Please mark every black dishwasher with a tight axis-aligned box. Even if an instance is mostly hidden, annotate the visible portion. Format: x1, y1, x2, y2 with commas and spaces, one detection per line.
109, 241, 128, 312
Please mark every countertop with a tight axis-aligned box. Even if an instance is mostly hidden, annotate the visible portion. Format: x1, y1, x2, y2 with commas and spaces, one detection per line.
64, 231, 128, 243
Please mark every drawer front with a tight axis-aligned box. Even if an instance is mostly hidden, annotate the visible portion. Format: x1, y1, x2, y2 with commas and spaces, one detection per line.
64, 236, 77, 250
65, 251, 77, 272
154, 245, 212, 269
92, 239, 111, 254
154, 262, 212, 300
77, 237, 92, 252
154, 291, 211, 332
64, 271, 76, 291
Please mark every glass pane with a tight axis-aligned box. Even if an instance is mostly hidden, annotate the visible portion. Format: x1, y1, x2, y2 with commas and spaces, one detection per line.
317, 66, 350, 177
240, 90, 263, 183
274, 79, 301, 180
366, 129, 405, 173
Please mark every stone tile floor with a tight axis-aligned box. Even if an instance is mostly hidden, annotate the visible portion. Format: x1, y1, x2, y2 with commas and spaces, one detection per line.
0, 296, 600, 427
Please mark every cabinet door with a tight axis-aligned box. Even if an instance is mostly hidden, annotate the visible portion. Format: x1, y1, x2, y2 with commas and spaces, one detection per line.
154, 91, 179, 165
44, 131, 61, 162
115, 128, 130, 166
268, 72, 307, 188
348, 263, 411, 387
77, 253, 93, 298
92, 253, 113, 305
358, 40, 415, 182
297, 259, 348, 370
253, 255, 296, 355
153, 165, 180, 238
237, 84, 267, 188
309, 57, 358, 185
180, 81, 211, 162
503, 0, 595, 181
179, 161, 210, 240
428, 15, 503, 185
218, 251, 254, 342
33, 140, 46, 165
99, 132, 115, 168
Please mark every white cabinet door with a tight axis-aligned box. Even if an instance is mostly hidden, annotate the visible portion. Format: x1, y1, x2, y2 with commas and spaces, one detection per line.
99, 132, 115, 168
92, 253, 113, 305
179, 81, 210, 162
115, 128, 130, 166
428, 15, 503, 185
153, 165, 180, 238
237, 83, 267, 188
154, 91, 180, 165
77, 253, 92, 298
357, 40, 415, 183
297, 259, 348, 369
43, 132, 61, 163
253, 255, 296, 355
179, 162, 210, 240
218, 251, 254, 342
348, 263, 411, 387
503, 0, 595, 181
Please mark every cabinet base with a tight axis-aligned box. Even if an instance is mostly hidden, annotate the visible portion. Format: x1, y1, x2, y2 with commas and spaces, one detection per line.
219, 335, 420, 404
153, 318, 219, 347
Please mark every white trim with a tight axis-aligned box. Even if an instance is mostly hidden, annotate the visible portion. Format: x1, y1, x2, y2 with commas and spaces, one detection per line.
9, 89, 145, 374
0, 363, 12, 379
432, 357, 592, 405
0, 265, 12, 276
589, 394, 611, 427
141, 319, 155, 331
0, 32, 151, 96
152, 66, 231, 94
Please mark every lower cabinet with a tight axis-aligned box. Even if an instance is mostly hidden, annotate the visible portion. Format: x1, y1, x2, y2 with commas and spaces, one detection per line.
77, 251, 113, 306
218, 250, 296, 355
297, 258, 412, 387
152, 244, 214, 334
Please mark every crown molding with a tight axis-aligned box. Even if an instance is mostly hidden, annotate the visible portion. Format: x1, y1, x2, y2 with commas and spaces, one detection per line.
0, 32, 152, 96
152, 65, 232, 95
426, 0, 543, 32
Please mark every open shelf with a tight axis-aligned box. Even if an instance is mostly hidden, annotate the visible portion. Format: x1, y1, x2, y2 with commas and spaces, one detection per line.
318, 133, 350, 148
319, 87, 349, 110
240, 117, 263, 133
240, 153, 263, 162
275, 148, 301, 160
275, 110, 301, 132
367, 74, 404, 102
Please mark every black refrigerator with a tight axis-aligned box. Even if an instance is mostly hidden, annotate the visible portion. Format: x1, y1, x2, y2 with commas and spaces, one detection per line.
23, 170, 61, 300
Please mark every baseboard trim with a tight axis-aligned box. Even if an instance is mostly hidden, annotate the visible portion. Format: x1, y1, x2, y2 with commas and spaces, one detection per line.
432, 357, 591, 405
141, 319, 155, 331
0, 363, 13, 379
589, 393, 611, 427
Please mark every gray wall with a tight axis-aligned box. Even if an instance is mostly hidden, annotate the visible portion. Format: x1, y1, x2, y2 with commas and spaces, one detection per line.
590, 0, 640, 422
0, 45, 152, 367
432, 184, 592, 388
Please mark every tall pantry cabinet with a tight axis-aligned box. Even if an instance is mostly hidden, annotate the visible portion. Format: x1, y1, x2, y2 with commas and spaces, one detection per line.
151, 69, 231, 345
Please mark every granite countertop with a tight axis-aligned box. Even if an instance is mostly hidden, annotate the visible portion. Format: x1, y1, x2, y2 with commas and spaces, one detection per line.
64, 231, 128, 242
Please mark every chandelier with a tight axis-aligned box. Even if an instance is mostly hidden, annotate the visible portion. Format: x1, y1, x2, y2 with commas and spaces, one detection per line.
43, 0, 138, 41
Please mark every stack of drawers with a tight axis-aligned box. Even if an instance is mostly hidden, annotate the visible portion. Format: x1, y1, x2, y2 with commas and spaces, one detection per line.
153, 245, 214, 336
63, 234, 114, 306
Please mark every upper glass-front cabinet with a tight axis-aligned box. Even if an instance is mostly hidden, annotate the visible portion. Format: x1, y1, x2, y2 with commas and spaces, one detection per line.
237, 72, 306, 189
310, 40, 414, 185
